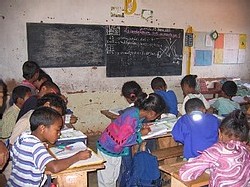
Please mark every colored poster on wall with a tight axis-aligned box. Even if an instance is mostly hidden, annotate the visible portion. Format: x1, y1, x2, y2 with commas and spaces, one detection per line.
214, 33, 247, 64
194, 32, 213, 66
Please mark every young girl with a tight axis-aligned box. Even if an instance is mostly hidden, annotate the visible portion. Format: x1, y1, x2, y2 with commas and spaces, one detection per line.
179, 110, 250, 187
97, 93, 166, 187
121, 81, 143, 105
180, 74, 211, 115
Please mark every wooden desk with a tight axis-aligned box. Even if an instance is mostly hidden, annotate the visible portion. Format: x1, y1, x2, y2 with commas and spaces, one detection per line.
48, 163, 104, 187
100, 110, 119, 121
160, 162, 210, 187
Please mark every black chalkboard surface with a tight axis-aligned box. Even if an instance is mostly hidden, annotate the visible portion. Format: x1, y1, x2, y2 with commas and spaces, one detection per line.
27, 23, 105, 67
106, 26, 183, 77
27, 23, 183, 77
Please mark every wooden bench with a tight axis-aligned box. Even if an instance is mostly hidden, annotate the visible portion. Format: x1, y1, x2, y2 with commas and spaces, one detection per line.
152, 145, 183, 161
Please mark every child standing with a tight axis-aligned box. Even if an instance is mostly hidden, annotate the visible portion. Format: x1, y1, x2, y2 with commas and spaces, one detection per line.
172, 98, 220, 160
20, 61, 40, 95
151, 76, 178, 116
7, 107, 91, 187
1, 86, 32, 138
179, 110, 250, 187
180, 75, 210, 115
211, 80, 240, 116
97, 93, 166, 187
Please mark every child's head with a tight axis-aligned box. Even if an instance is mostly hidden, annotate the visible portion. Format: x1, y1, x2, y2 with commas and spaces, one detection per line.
30, 106, 63, 144
219, 110, 249, 142
121, 81, 143, 104
33, 69, 53, 90
12, 86, 32, 108
39, 81, 61, 96
22, 61, 40, 82
181, 74, 198, 96
185, 98, 206, 114
134, 93, 166, 121
221, 81, 238, 98
37, 93, 67, 116
151, 77, 167, 91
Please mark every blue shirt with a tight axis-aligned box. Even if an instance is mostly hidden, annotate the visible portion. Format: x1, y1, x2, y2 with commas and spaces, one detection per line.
172, 113, 220, 159
155, 90, 178, 116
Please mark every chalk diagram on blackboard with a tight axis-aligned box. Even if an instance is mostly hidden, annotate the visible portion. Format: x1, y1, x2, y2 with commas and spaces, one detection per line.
106, 26, 184, 77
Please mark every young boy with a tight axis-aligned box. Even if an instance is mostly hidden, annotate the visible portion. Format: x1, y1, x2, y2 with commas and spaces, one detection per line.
211, 80, 240, 116
20, 61, 40, 95
1, 86, 32, 139
16, 80, 61, 122
7, 107, 91, 187
151, 77, 178, 116
172, 98, 220, 160
33, 69, 53, 90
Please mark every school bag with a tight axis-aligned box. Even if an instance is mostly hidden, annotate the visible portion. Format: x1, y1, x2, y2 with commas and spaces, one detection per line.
120, 144, 161, 187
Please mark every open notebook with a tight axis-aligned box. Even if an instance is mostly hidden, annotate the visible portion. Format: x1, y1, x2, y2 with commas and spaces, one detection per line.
49, 142, 104, 168
142, 117, 178, 140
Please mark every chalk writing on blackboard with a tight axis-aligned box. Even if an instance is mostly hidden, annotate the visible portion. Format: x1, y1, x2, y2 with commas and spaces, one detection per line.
106, 26, 183, 77
27, 23, 105, 67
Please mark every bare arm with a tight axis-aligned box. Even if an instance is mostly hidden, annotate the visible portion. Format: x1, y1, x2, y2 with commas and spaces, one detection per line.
46, 149, 91, 173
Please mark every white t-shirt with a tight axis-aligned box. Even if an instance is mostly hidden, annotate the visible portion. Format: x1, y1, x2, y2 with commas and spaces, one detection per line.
180, 93, 210, 115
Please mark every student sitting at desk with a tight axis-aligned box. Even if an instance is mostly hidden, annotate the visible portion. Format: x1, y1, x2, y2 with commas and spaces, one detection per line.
179, 110, 250, 187
96, 93, 166, 187
1, 86, 32, 139
151, 76, 178, 117
180, 74, 211, 115
7, 107, 91, 187
211, 80, 240, 116
172, 98, 220, 160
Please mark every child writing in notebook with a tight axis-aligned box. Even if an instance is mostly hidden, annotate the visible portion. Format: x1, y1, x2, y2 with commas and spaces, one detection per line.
180, 74, 211, 115
172, 98, 220, 160
151, 76, 178, 117
211, 80, 240, 116
7, 107, 91, 187
179, 109, 250, 187
121, 80, 143, 106
97, 93, 166, 187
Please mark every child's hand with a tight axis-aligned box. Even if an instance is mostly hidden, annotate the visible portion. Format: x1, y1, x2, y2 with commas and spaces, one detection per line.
77, 150, 92, 160
70, 115, 78, 124
140, 126, 151, 136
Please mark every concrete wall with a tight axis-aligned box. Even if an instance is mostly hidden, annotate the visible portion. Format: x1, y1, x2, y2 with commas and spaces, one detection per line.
1, 0, 250, 133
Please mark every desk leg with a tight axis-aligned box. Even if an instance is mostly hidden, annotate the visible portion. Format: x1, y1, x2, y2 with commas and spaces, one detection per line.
56, 171, 87, 187
171, 175, 187, 187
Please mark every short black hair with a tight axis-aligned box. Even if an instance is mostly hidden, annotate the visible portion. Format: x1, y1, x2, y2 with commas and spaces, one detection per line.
40, 81, 61, 94
12, 86, 31, 104
181, 74, 197, 88
222, 81, 238, 97
37, 69, 52, 82
22, 61, 40, 80
37, 93, 67, 115
185, 98, 205, 114
220, 110, 249, 141
151, 77, 167, 90
30, 106, 62, 131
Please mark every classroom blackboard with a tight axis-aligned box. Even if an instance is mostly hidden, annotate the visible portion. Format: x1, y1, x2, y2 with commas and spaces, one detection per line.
27, 23, 106, 67
106, 26, 183, 77
27, 23, 183, 77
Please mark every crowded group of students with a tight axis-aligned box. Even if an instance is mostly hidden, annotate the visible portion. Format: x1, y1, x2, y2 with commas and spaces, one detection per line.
0, 60, 249, 187
97, 76, 250, 187
0, 61, 91, 186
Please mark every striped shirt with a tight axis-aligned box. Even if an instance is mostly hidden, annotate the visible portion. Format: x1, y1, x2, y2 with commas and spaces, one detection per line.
179, 140, 250, 187
7, 133, 55, 187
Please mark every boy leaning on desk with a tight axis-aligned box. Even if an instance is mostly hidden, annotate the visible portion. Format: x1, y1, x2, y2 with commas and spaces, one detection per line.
6, 107, 91, 187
